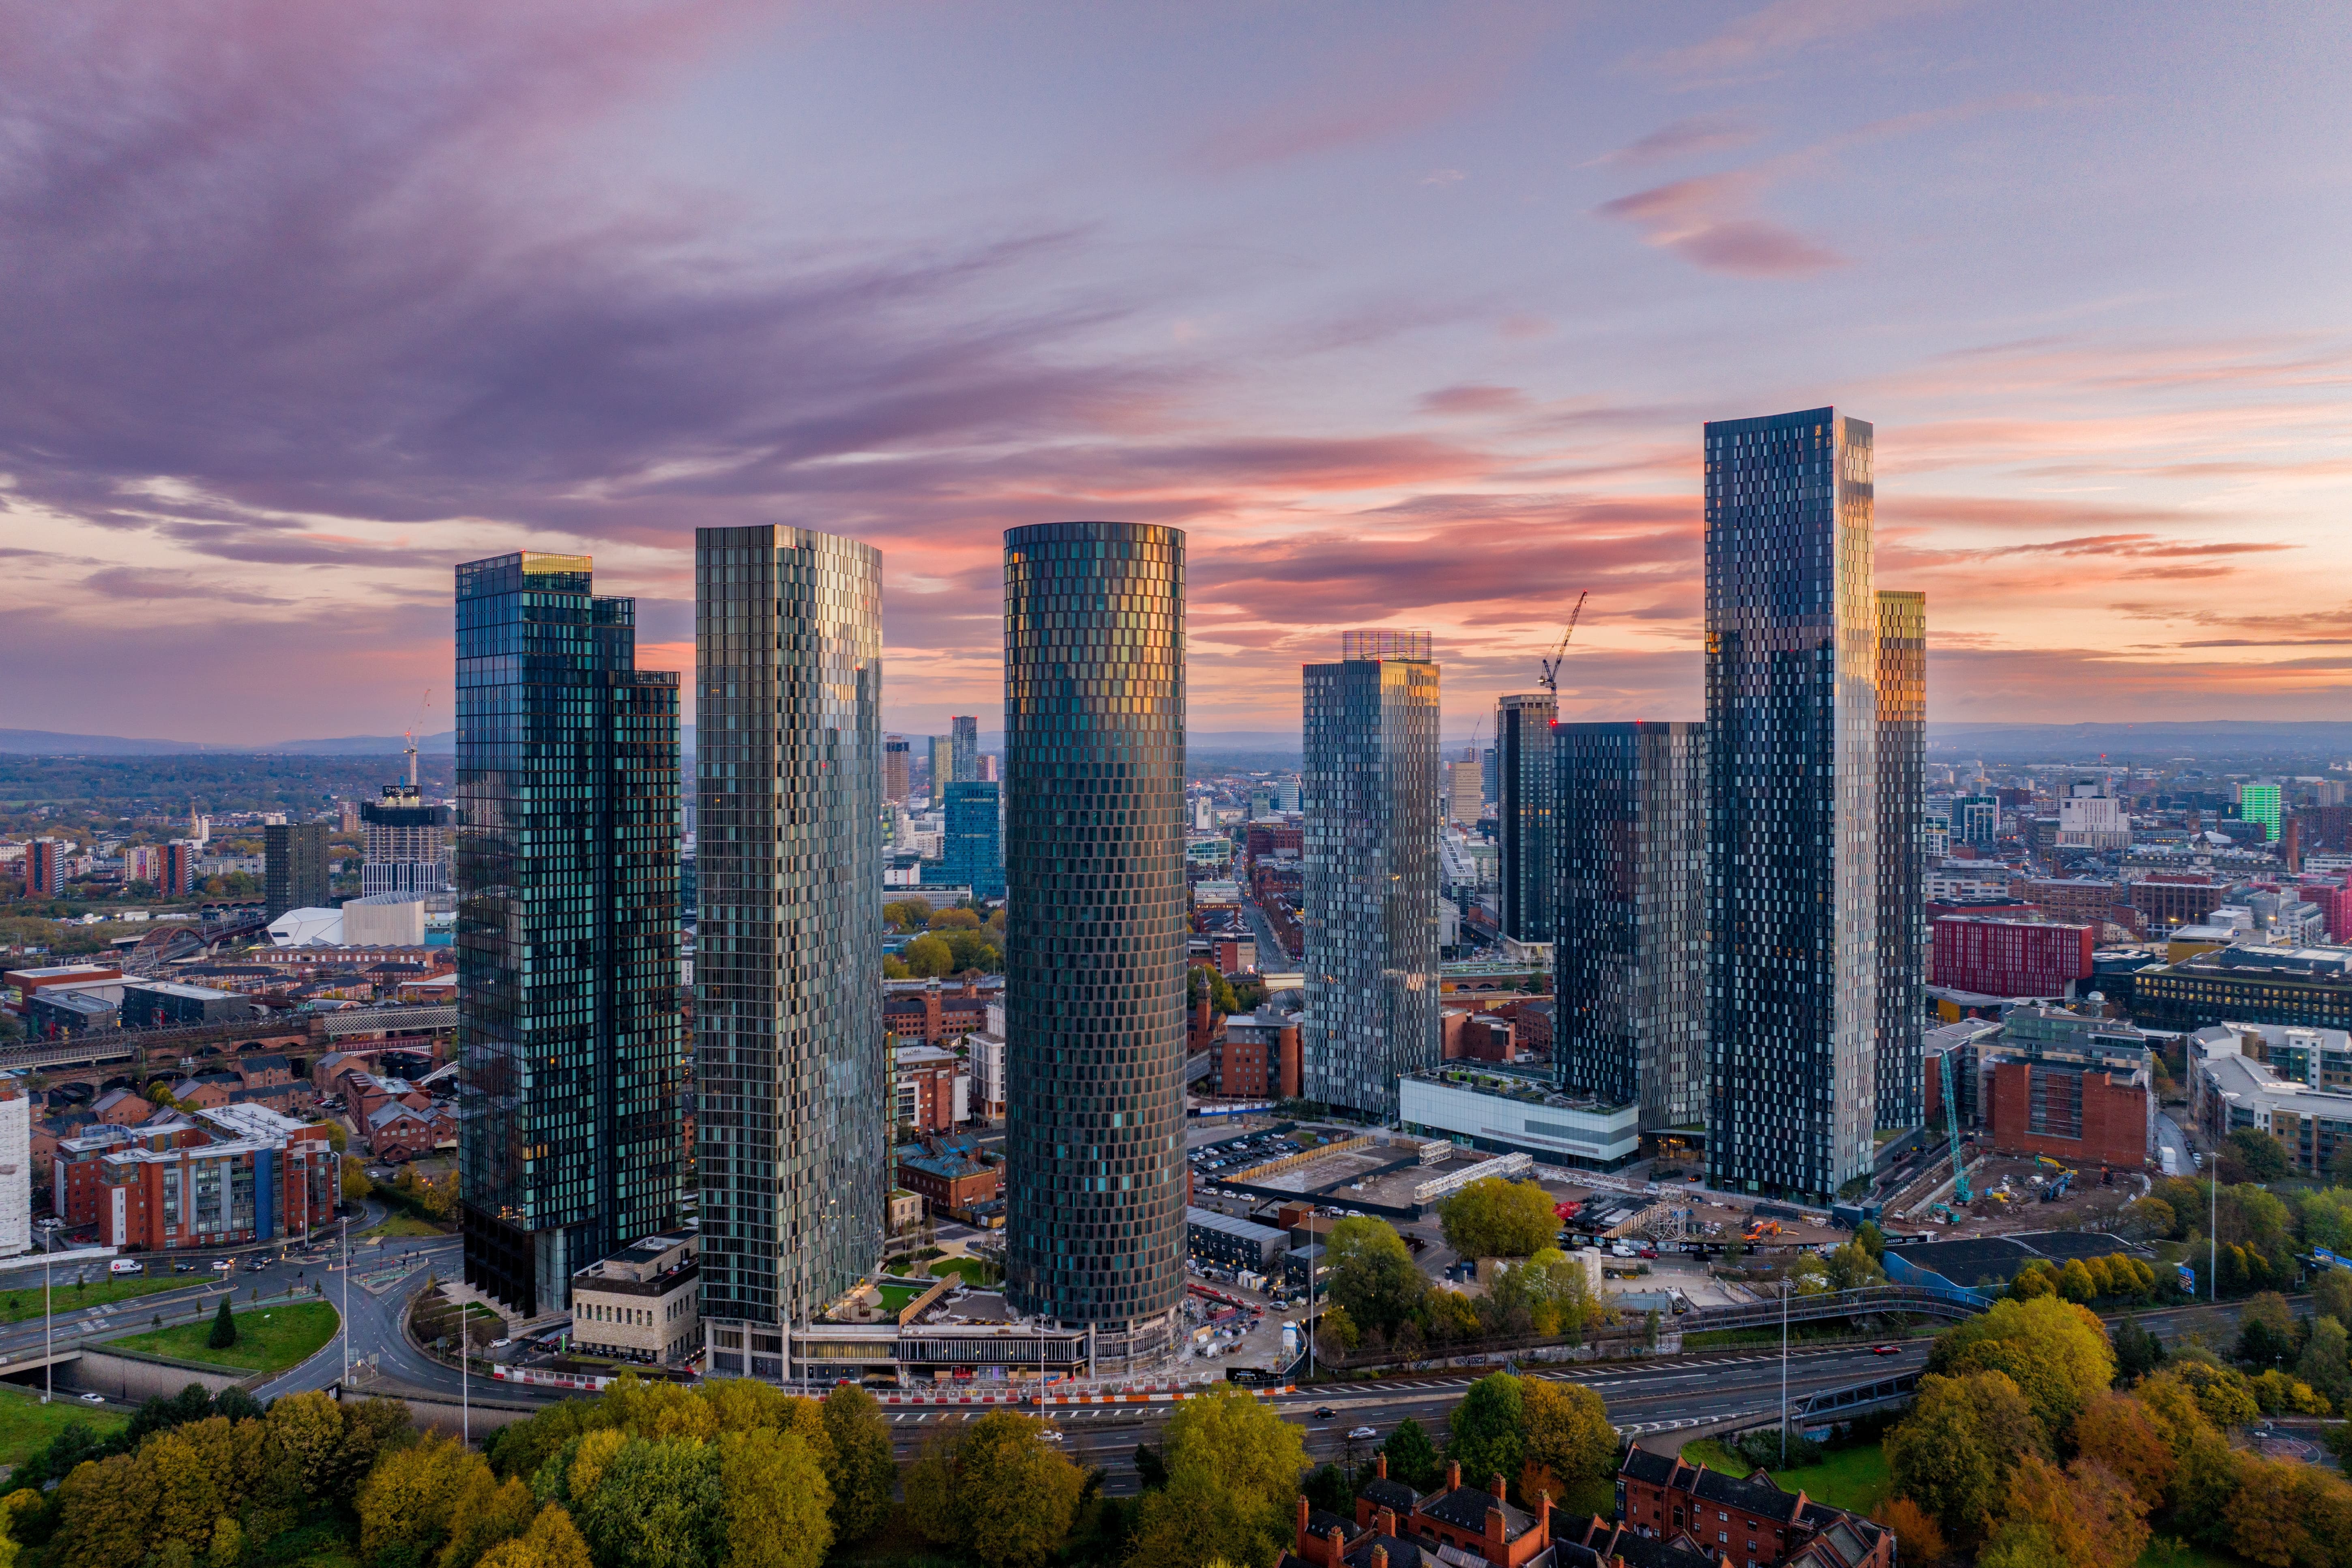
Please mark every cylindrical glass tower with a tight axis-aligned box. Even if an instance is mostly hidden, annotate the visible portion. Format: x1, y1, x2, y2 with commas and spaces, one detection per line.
1002, 520, 1187, 1373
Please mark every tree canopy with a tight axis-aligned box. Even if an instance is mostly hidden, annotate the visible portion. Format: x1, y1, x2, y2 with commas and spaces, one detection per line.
1322, 1217, 1428, 1336
1128, 1387, 1307, 1568
1437, 1179, 1557, 1259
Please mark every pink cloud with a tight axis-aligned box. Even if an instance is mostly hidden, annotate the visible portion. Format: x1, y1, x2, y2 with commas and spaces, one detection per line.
1594, 173, 1841, 276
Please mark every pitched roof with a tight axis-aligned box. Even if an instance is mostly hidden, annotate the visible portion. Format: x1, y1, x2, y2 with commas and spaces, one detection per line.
1417, 1483, 1539, 1541
1358, 1477, 1418, 1516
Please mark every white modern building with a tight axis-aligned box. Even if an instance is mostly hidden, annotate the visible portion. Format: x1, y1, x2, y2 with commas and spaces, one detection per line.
1397, 1069, 1640, 1169
0, 1090, 28, 1258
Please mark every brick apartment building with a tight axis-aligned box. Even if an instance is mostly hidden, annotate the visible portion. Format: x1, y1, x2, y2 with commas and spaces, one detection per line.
1616, 1449, 1893, 1567
2022, 877, 2138, 935
84, 1105, 337, 1251
2131, 874, 2225, 935
893, 1043, 961, 1133
1287, 1459, 1555, 1568
1931, 916, 2095, 997
883, 977, 996, 1044
1247, 823, 1303, 860
1215, 1009, 1301, 1098
894, 1135, 1001, 1216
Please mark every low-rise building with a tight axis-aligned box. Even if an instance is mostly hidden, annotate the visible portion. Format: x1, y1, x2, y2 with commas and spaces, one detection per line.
95, 1105, 337, 1251
119, 980, 248, 1029
1284, 1458, 1558, 1568
894, 1043, 961, 1133
1186, 1206, 1289, 1274
1615, 1448, 1894, 1567
894, 1136, 1001, 1217
571, 1231, 700, 1366
1398, 1069, 1640, 1169
1977, 1006, 2155, 1171
2190, 1022, 2352, 1177
1217, 1009, 1301, 1098
2133, 945, 2352, 1033
883, 976, 997, 1044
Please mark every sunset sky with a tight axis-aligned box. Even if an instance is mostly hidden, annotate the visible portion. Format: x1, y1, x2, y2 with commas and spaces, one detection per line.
4, 1, 2350, 745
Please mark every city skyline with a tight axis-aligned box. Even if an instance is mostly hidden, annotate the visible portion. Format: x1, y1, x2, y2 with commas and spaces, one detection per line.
8, 6, 2352, 743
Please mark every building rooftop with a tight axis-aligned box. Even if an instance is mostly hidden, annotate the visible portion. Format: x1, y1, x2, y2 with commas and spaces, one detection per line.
198, 1103, 317, 1141
1186, 1206, 1289, 1245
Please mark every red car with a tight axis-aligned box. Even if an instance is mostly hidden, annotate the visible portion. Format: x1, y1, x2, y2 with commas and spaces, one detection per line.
1637, 1247, 1658, 1260
1872, 1344, 1902, 1356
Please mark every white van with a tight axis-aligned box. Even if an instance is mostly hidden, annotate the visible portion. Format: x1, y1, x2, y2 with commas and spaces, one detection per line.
108, 1258, 144, 1276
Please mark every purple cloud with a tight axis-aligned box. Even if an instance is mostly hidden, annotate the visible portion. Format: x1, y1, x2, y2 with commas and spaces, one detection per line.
1594, 173, 1841, 276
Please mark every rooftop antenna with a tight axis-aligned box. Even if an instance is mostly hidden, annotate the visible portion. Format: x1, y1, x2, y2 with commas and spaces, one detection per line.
406, 689, 432, 789
1537, 591, 1589, 695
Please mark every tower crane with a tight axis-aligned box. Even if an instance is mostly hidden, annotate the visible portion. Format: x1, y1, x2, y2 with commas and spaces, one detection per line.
1537, 591, 1589, 695
405, 689, 432, 789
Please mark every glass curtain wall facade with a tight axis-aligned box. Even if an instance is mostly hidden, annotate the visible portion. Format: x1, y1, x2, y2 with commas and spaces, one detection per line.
263, 823, 328, 919
455, 553, 682, 1317
930, 736, 954, 809
1496, 694, 1558, 944
1002, 521, 1187, 1371
1303, 635, 1440, 1120
951, 716, 979, 784
1876, 590, 1927, 1130
941, 781, 1005, 900
1554, 721, 1708, 1134
1703, 409, 1879, 1204
694, 526, 884, 1377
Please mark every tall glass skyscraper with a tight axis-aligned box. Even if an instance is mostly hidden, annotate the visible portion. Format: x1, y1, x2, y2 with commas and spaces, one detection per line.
455, 553, 682, 1317
694, 526, 884, 1377
1703, 408, 1878, 1204
939, 781, 1004, 900
1495, 693, 1557, 944
951, 715, 979, 784
1876, 590, 1926, 1131
1554, 721, 1707, 1134
1002, 521, 1187, 1371
1303, 630, 1440, 1120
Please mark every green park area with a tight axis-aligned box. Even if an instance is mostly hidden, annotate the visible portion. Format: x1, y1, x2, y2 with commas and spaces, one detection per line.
1680, 1436, 1892, 1516
109, 1300, 340, 1373
359, 1212, 448, 1241
0, 1382, 127, 1467
874, 1281, 928, 1314
0, 1274, 188, 1324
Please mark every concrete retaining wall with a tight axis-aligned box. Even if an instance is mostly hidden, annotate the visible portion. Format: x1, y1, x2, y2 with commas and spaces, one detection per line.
59, 1347, 248, 1403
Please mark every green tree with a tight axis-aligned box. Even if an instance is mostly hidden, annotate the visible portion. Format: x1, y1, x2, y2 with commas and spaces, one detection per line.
1927, 1296, 2115, 1446
1976, 1452, 2148, 1568
1322, 1217, 1427, 1336
1437, 1179, 1556, 1259
1518, 1378, 1616, 1514
2227, 1127, 2290, 1182
1188, 966, 1241, 1016
2115, 1196, 2174, 1242
904, 1411, 1083, 1568
208, 1298, 238, 1350
927, 907, 981, 932
1378, 1419, 1440, 1491
360, 1435, 491, 1568
1129, 1387, 1308, 1568
1446, 1373, 1526, 1491
2111, 1317, 2166, 1386
2302, 1315, 2352, 1410
569, 1436, 723, 1568
2315, 1265, 2352, 1328
884, 900, 932, 933
717, 1428, 831, 1568
474, 1508, 591, 1568
1818, 1239, 1886, 1293
2331, 1143, 2352, 1186
1883, 1370, 2047, 1544
2235, 1291, 2296, 1369
817, 1384, 893, 1542
902, 934, 954, 978
1853, 1220, 1886, 1260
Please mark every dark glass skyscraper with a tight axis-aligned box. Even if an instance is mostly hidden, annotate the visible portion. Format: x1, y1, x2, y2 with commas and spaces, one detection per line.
1703, 408, 1878, 1204
939, 781, 1004, 900
694, 526, 883, 1378
1554, 721, 1707, 1134
1876, 590, 1926, 1130
1303, 631, 1440, 1120
455, 553, 681, 1317
263, 822, 328, 919
1495, 693, 1557, 944
1002, 521, 1187, 1371
951, 715, 979, 784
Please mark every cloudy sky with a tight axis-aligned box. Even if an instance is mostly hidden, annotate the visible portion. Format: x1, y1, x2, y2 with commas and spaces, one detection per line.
5, 1, 2350, 744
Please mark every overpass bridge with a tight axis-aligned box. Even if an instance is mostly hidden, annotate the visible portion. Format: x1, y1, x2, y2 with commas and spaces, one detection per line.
1680, 1283, 1991, 1335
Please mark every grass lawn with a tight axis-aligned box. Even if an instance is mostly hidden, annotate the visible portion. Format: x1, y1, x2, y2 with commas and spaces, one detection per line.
107, 1300, 339, 1373
932, 1256, 1001, 1287
360, 1213, 448, 1240
0, 1381, 127, 1467
1679, 1438, 1892, 1516
0, 1275, 191, 1324
875, 1282, 929, 1313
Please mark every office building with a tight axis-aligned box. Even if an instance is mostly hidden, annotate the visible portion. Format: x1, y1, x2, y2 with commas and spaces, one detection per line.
2059, 779, 2131, 850
951, 715, 979, 784
1876, 589, 1925, 1130
1952, 794, 1998, 846
1002, 520, 1188, 1371
1553, 721, 1707, 1134
1303, 630, 1440, 1120
262, 823, 329, 920
2240, 783, 2284, 844
1495, 693, 1557, 944
2134, 946, 2352, 1034
1703, 407, 1879, 1203
695, 526, 884, 1375
935, 781, 1004, 901
455, 551, 683, 1318
884, 736, 912, 803
930, 735, 954, 809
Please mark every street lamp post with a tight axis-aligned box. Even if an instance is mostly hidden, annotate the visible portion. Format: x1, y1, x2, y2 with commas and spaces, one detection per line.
1779, 1278, 1790, 1466
341, 1210, 351, 1385
39, 1218, 59, 1405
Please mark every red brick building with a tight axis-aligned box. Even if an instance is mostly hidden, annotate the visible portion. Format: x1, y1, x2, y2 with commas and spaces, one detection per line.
1288, 1459, 1555, 1568
1930, 917, 2094, 998
1985, 1056, 2150, 1169
94, 1105, 337, 1251
1215, 1012, 1300, 1098
894, 1137, 1001, 1214
894, 1044, 960, 1133
884, 977, 996, 1043
1615, 1449, 1893, 1567
2131, 874, 2224, 935
1247, 823, 1302, 860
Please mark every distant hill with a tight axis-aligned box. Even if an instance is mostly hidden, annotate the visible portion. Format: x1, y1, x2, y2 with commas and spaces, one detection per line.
1929, 721, 2352, 763
0, 728, 455, 756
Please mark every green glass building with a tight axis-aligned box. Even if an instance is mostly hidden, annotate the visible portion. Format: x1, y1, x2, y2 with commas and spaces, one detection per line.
455, 552, 683, 1318
2240, 784, 2283, 844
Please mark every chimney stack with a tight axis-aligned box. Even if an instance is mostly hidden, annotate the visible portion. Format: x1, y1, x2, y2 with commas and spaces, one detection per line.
1375, 1453, 1388, 1480
1489, 1473, 1507, 1501
1447, 1460, 1462, 1492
